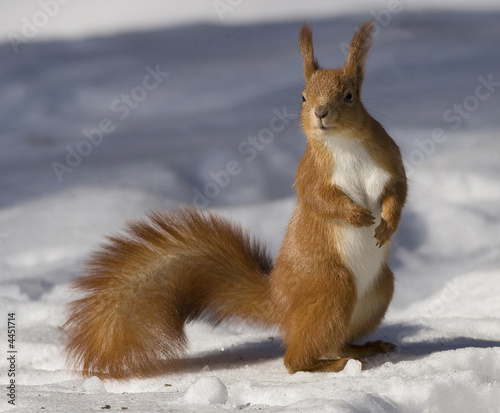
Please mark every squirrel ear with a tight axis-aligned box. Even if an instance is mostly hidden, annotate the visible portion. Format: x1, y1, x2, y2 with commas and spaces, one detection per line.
299, 23, 319, 82
343, 19, 375, 95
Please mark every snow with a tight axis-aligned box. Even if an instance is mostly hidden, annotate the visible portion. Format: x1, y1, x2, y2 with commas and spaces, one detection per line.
81, 376, 106, 394
184, 376, 228, 405
1, 1, 500, 412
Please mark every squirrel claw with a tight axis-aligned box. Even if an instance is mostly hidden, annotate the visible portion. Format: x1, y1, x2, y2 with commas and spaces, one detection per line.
374, 218, 392, 247
348, 205, 375, 228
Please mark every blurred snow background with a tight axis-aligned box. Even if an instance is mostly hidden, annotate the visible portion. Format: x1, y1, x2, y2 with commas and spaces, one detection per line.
0, 1, 499, 412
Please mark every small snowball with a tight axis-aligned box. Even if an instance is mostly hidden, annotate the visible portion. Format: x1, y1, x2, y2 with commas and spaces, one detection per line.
342, 359, 363, 376
82, 376, 107, 394
184, 376, 228, 405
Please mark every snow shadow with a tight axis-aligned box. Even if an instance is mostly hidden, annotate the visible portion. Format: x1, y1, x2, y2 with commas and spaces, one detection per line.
176, 338, 284, 373
167, 320, 500, 375
367, 322, 500, 369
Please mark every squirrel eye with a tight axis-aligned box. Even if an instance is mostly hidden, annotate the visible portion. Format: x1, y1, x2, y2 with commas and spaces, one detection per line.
344, 92, 353, 103
301, 94, 306, 103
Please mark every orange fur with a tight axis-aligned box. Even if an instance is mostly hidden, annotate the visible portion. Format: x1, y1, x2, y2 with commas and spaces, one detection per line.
64, 19, 407, 378
65, 209, 275, 378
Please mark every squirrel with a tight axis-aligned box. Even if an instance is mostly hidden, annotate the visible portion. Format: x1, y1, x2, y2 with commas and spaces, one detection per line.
64, 19, 407, 379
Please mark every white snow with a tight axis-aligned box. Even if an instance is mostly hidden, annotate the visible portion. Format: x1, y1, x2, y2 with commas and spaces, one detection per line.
1, 1, 500, 412
184, 376, 228, 405
81, 376, 107, 394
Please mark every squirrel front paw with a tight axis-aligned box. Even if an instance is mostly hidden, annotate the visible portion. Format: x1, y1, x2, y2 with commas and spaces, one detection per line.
374, 218, 393, 247
344, 203, 375, 228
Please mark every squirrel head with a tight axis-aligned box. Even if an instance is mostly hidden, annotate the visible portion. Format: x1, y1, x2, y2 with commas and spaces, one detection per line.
299, 20, 375, 141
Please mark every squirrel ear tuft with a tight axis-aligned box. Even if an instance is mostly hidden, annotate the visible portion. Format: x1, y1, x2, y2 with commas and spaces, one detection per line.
299, 23, 319, 82
343, 19, 375, 95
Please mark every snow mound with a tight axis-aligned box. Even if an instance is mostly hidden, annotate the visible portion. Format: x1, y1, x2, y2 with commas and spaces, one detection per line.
184, 376, 228, 405
82, 376, 107, 394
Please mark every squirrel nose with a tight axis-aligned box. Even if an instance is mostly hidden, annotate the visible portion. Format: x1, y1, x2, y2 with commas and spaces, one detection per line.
314, 107, 328, 119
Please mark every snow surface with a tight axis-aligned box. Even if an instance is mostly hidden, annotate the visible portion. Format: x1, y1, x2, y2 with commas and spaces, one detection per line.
1, 1, 500, 412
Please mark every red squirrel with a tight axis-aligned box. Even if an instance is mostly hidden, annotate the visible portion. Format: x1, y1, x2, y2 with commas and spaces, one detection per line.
64, 19, 407, 378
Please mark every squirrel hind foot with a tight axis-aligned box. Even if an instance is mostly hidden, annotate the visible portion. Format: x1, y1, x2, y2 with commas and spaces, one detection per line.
286, 357, 358, 373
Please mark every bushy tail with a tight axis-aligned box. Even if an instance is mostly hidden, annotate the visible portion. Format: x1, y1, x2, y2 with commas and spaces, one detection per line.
64, 208, 275, 379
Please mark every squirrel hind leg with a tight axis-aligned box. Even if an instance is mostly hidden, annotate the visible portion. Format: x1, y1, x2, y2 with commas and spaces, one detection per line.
280, 266, 357, 374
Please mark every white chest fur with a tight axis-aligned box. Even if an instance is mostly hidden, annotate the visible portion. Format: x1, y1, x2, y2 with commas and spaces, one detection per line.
326, 136, 391, 297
